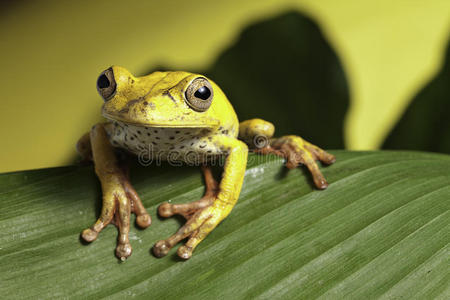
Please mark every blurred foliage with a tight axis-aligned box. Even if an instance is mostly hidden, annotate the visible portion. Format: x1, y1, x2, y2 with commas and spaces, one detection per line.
383, 40, 450, 154
150, 11, 349, 149
1, 1, 449, 172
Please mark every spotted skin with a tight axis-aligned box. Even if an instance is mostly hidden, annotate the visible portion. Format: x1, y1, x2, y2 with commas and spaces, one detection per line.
105, 122, 236, 162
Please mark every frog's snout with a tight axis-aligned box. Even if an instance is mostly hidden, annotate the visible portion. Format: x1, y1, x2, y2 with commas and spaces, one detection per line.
97, 67, 117, 101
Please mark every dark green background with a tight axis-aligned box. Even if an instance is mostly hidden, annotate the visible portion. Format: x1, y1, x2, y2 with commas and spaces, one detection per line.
151, 11, 449, 154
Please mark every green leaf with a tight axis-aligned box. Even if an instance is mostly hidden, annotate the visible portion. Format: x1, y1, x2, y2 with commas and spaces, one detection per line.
1, 151, 449, 299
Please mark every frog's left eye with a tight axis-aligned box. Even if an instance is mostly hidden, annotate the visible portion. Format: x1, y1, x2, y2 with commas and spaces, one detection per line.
97, 68, 116, 101
185, 77, 213, 112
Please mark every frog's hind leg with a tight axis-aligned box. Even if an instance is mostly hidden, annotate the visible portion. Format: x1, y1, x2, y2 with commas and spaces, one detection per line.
153, 166, 219, 258
239, 118, 335, 190
158, 166, 218, 219
76, 131, 92, 162
260, 136, 335, 189
79, 124, 151, 260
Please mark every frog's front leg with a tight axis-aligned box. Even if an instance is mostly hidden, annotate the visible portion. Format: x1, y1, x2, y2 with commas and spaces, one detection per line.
153, 138, 248, 259
78, 124, 151, 260
239, 119, 335, 189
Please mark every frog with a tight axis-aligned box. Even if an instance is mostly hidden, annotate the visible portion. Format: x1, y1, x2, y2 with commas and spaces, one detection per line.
77, 66, 336, 261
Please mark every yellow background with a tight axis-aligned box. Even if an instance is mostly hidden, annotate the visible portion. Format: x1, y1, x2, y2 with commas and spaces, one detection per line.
0, 0, 449, 173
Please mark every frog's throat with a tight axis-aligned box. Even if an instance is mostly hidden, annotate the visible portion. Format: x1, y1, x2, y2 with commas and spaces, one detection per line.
102, 113, 219, 129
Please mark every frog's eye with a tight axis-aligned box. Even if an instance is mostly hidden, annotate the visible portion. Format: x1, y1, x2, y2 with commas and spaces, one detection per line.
185, 77, 213, 112
97, 68, 116, 101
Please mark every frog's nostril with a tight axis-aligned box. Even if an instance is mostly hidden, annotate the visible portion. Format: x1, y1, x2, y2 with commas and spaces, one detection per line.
97, 74, 110, 89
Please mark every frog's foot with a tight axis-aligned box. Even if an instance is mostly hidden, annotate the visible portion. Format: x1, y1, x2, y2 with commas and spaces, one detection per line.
255, 135, 335, 189
81, 177, 151, 260
153, 166, 219, 259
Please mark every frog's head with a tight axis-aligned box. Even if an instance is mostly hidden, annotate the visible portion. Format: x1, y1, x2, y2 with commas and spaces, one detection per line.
97, 66, 237, 130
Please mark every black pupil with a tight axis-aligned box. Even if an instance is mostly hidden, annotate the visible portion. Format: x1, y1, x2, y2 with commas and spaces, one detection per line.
194, 86, 211, 100
97, 74, 110, 89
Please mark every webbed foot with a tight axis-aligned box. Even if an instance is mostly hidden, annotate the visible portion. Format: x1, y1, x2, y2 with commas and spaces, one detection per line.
153, 166, 220, 260
256, 135, 335, 189
81, 172, 151, 260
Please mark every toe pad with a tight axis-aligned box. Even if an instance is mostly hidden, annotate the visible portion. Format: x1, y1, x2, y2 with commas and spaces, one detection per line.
153, 240, 171, 258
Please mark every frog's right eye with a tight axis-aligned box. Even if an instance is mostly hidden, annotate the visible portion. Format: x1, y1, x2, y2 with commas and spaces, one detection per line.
97, 68, 116, 101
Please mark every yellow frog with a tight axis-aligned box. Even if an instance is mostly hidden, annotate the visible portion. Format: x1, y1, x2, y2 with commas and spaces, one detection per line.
77, 66, 336, 261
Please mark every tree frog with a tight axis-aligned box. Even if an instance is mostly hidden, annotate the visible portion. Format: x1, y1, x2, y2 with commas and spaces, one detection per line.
77, 66, 335, 261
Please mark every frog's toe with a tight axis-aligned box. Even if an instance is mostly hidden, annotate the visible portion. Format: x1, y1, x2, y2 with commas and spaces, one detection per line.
304, 141, 336, 165
116, 242, 132, 261
293, 151, 330, 189
177, 245, 193, 260
152, 219, 202, 259
122, 179, 152, 228
152, 240, 172, 258
81, 228, 99, 242
81, 207, 114, 243
136, 214, 152, 228
157, 198, 214, 219
158, 202, 175, 218
152, 223, 199, 260
308, 168, 328, 190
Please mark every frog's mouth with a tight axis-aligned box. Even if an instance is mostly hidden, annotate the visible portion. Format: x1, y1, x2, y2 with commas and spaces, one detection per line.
102, 112, 218, 129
